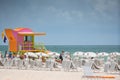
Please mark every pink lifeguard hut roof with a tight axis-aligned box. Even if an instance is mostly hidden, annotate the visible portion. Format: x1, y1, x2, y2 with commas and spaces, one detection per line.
14, 27, 46, 36
14, 27, 33, 32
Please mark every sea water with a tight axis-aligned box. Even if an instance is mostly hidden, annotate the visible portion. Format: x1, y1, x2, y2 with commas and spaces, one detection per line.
46, 45, 120, 54
0, 45, 120, 55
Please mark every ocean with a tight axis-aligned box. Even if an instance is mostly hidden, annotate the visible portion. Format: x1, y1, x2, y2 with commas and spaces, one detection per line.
0, 45, 120, 55
46, 45, 120, 53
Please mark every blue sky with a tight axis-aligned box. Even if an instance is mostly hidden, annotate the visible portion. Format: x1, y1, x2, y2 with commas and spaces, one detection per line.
0, 0, 120, 45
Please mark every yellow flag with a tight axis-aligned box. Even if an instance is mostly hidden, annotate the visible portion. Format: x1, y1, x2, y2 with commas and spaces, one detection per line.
1, 31, 4, 39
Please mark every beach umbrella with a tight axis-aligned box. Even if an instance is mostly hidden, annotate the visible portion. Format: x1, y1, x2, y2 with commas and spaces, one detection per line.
54, 52, 60, 56
84, 52, 96, 57
78, 52, 85, 57
35, 52, 48, 57
35, 52, 43, 57
35, 52, 49, 57
73, 52, 79, 56
109, 52, 120, 58
41, 53, 49, 57
24, 52, 38, 58
117, 52, 120, 56
110, 52, 120, 56
98, 52, 109, 57
48, 52, 60, 56
64, 51, 70, 54
73, 51, 84, 57
24, 52, 30, 56
63, 51, 69, 57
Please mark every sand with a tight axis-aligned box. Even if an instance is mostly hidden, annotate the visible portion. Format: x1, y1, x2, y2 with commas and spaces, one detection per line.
0, 68, 120, 80
0, 69, 83, 80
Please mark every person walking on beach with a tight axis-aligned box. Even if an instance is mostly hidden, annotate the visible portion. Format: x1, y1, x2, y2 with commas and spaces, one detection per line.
59, 51, 64, 63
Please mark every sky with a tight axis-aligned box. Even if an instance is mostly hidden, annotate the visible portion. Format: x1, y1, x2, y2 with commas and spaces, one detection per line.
0, 0, 120, 45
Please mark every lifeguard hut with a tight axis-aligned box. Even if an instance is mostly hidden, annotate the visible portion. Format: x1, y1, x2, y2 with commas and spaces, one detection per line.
5, 28, 46, 52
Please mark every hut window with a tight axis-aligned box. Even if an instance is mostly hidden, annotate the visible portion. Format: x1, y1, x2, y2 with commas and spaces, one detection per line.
28, 36, 32, 41
24, 36, 27, 41
24, 36, 32, 42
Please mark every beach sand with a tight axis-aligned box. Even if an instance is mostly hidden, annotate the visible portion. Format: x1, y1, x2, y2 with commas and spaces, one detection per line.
0, 69, 83, 80
0, 69, 120, 80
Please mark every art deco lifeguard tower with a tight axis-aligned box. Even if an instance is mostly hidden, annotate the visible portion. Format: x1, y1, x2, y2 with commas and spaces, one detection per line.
5, 28, 46, 52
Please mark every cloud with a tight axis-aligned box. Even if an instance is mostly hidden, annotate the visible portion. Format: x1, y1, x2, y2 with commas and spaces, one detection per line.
46, 0, 119, 24
91, 0, 119, 18
47, 6, 83, 21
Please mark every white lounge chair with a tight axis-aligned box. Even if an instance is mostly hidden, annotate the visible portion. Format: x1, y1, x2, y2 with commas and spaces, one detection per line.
35, 58, 42, 70
110, 61, 120, 72
24, 58, 29, 69
82, 66, 116, 80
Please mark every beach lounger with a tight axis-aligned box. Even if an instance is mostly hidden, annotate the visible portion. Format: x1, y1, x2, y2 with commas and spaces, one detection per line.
18, 59, 24, 69
24, 58, 29, 69
29, 59, 36, 69
104, 63, 110, 73
73, 59, 82, 68
0, 60, 4, 66
45, 59, 51, 70
4, 58, 11, 69
110, 61, 120, 73
82, 66, 116, 80
63, 60, 77, 72
45, 58, 58, 71
35, 59, 42, 70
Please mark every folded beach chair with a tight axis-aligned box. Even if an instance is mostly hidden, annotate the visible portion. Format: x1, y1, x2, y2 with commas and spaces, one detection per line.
64, 60, 71, 71
4, 58, 11, 69
45, 59, 51, 70
24, 58, 29, 69
29, 59, 36, 69
94, 59, 102, 66
82, 66, 116, 80
104, 62, 111, 72
18, 59, 24, 69
63, 60, 78, 72
14, 58, 20, 69
110, 61, 117, 72
9, 58, 14, 68
35, 59, 42, 70
62, 59, 70, 71
73, 59, 82, 68
110, 61, 120, 72
0, 60, 4, 66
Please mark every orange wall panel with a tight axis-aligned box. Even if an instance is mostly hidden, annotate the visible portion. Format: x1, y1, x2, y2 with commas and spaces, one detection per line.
5, 29, 17, 52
